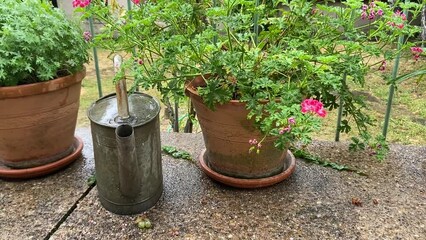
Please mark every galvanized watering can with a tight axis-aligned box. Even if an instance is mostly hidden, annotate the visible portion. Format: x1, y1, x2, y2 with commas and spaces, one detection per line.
87, 55, 163, 215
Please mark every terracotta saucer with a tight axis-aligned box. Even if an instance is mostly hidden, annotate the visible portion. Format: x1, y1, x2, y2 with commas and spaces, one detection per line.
199, 149, 296, 188
0, 137, 83, 179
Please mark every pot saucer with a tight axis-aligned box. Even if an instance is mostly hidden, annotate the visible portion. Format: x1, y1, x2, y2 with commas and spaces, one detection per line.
0, 137, 83, 179
199, 149, 296, 188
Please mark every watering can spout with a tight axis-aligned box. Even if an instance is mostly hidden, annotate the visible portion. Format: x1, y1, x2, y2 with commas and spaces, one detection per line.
114, 54, 141, 197
116, 124, 141, 197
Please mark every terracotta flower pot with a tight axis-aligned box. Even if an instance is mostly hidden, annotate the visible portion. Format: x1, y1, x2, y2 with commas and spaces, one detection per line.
185, 76, 289, 180
0, 69, 86, 169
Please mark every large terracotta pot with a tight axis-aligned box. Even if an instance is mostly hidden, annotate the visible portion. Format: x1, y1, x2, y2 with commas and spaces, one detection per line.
185, 76, 287, 179
0, 69, 86, 169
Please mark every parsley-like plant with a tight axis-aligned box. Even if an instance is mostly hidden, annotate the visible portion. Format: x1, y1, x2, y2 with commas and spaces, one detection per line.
0, 0, 90, 86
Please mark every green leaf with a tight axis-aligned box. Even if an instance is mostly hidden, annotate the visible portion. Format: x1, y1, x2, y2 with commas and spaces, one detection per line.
162, 145, 193, 161
291, 147, 366, 176
87, 175, 96, 186
197, 78, 232, 109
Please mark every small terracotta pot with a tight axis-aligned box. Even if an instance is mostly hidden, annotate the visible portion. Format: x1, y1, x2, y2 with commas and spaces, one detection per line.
185, 76, 287, 179
0, 69, 86, 168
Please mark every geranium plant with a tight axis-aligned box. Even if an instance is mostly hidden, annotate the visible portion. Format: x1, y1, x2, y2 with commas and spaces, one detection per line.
0, 0, 90, 86
77, 0, 425, 153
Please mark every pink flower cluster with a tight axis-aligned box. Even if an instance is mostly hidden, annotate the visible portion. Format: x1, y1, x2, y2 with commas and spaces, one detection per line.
361, 1, 383, 20
411, 47, 423, 61
301, 99, 327, 118
279, 117, 296, 135
83, 31, 92, 42
72, 0, 90, 8
387, 10, 407, 29
394, 10, 407, 21
132, 0, 141, 4
249, 139, 261, 148
378, 60, 386, 71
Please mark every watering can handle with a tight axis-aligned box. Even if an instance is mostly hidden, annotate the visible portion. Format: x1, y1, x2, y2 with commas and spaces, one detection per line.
114, 55, 130, 120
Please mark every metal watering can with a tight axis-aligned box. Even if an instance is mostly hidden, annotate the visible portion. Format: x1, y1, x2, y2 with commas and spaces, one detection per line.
87, 55, 163, 215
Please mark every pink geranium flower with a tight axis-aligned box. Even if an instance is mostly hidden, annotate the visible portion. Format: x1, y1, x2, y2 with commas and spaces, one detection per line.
411, 47, 423, 54
72, 0, 90, 8
411, 47, 423, 61
378, 60, 386, 71
288, 117, 296, 125
361, 11, 367, 20
301, 99, 327, 118
279, 126, 291, 135
317, 108, 327, 117
83, 31, 92, 42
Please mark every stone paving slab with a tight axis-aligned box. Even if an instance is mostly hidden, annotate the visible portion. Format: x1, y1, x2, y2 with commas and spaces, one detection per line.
0, 128, 95, 240
2, 128, 426, 239
56, 129, 425, 239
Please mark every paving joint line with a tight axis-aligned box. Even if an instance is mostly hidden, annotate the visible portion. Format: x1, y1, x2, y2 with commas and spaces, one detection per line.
43, 183, 96, 240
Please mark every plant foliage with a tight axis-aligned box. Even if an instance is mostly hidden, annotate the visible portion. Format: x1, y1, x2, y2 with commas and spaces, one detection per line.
78, 0, 425, 154
0, 0, 90, 86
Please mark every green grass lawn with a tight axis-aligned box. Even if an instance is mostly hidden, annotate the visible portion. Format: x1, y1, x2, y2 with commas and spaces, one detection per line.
78, 50, 426, 145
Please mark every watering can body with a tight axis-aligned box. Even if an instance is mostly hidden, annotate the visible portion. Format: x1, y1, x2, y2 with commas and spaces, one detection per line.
87, 93, 163, 215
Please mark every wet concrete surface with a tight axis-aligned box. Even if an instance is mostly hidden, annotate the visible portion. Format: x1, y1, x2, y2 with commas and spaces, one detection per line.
0, 128, 95, 240
1, 127, 425, 239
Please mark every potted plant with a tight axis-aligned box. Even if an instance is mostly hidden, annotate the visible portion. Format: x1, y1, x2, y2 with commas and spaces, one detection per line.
78, 0, 425, 187
0, 0, 90, 178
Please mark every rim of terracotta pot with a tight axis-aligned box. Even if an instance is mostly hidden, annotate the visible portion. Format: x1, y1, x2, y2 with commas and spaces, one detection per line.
0, 68, 86, 99
185, 75, 273, 107
0, 136, 83, 179
185, 75, 246, 106
199, 149, 296, 188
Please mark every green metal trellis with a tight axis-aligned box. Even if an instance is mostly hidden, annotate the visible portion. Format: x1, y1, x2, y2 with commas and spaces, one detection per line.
88, 16, 103, 98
